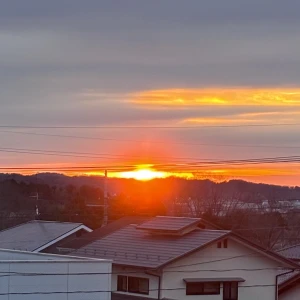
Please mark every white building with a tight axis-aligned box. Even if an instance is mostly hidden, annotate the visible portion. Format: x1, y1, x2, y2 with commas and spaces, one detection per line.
0, 247, 111, 300
73, 216, 297, 300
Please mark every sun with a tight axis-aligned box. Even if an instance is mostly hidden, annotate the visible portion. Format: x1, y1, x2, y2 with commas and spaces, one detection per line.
119, 168, 167, 181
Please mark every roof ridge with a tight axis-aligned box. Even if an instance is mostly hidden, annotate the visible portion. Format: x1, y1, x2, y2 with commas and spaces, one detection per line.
195, 228, 231, 233
156, 216, 201, 220
31, 220, 83, 225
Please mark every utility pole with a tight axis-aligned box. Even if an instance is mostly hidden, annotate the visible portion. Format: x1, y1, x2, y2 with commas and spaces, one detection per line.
35, 191, 39, 218
30, 174, 40, 219
102, 170, 108, 227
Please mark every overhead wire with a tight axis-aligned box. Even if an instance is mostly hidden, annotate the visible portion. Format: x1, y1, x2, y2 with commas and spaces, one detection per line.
1, 147, 300, 171
0, 283, 289, 296
0, 122, 300, 129
2, 129, 300, 150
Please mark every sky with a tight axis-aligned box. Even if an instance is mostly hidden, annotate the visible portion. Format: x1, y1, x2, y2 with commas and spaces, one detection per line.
1, 0, 300, 185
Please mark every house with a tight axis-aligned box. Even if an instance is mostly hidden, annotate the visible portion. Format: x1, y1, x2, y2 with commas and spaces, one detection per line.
277, 244, 300, 300
72, 216, 297, 300
0, 220, 92, 253
0, 247, 111, 299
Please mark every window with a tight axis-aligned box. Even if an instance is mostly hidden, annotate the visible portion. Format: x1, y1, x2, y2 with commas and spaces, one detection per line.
223, 239, 228, 248
117, 275, 149, 295
223, 282, 238, 300
217, 239, 228, 248
128, 277, 149, 295
117, 275, 127, 292
186, 282, 220, 295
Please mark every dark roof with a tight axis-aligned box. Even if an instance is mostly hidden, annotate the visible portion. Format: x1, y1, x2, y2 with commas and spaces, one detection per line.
73, 224, 229, 268
277, 244, 300, 261
59, 216, 149, 250
136, 216, 201, 233
183, 277, 245, 283
0, 220, 87, 251
111, 293, 174, 300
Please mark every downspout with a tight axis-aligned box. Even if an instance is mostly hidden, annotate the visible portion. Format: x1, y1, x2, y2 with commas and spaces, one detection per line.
275, 269, 295, 300
151, 273, 161, 300
146, 270, 161, 300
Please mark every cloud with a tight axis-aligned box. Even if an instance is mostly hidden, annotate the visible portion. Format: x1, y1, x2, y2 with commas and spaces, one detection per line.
131, 88, 300, 107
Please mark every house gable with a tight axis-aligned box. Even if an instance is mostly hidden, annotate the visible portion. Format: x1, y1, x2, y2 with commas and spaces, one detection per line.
161, 237, 296, 300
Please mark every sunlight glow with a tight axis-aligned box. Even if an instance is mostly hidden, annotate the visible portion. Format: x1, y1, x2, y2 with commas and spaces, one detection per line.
119, 168, 167, 181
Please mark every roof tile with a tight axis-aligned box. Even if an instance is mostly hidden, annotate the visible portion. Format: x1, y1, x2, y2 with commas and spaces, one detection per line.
74, 225, 229, 268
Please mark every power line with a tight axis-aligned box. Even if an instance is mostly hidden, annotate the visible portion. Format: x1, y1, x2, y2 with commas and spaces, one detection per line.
2, 147, 300, 169
0, 146, 262, 162
0, 266, 294, 276
0, 122, 300, 129
0, 283, 290, 296
2, 129, 300, 150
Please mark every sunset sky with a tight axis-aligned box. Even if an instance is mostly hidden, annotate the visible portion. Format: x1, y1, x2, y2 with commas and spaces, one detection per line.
1, 0, 300, 185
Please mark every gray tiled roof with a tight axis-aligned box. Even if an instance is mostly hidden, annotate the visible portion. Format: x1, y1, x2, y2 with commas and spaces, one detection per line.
74, 225, 229, 268
0, 220, 83, 251
136, 216, 201, 232
278, 270, 300, 285
276, 244, 300, 286
277, 244, 300, 260
59, 216, 149, 250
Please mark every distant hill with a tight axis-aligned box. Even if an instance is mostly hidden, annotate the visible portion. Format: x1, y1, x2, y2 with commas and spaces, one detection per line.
1, 172, 299, 202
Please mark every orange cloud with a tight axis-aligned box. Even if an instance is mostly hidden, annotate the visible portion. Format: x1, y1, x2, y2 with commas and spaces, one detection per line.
182, 110, 300, 124
131, 88, 300, 107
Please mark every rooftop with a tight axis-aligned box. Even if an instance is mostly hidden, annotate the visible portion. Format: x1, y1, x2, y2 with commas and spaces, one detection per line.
59, 216, 149, 250
0, 220, 91, 252
277, 243, 300, 261
136, 216, 201, 234
74, 224, 229, 268
278, 270, 300, 285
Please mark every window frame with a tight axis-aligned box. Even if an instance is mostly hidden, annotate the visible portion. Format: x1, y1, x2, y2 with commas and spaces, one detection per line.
186, 282, 220, 295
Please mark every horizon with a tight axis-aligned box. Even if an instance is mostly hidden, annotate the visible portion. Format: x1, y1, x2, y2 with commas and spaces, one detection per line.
1, 171, 299, 188
1, 1, 300, 186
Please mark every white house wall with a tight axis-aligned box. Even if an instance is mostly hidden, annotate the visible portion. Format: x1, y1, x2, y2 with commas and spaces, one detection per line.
161, 238, 283, 300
